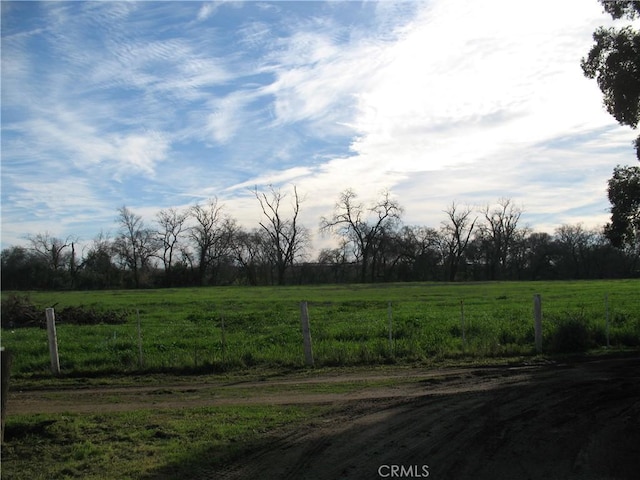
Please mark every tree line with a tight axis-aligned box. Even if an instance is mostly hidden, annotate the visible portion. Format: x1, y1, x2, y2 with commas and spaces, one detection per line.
4, 0, 640, 290
2, 184, 638, 290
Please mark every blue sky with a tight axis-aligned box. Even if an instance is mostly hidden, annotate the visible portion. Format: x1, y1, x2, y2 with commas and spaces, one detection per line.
2, 0, 639, 255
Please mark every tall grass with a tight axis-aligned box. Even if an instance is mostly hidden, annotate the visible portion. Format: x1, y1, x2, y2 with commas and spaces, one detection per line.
2, 280, 638, 376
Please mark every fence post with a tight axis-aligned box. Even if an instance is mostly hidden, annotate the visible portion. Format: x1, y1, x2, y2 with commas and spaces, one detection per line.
460, 300, 466, 344
388, 301, 393, 354
45, 308, 61, 375
605, 294, 610, 348
1, 347, 13, 444
220, 314, 227, 364
300, 301, 314, 367
136, 309, 144, 368
533, 294, 542, 353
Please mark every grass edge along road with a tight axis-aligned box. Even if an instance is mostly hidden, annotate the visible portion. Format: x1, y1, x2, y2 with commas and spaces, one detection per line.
3, 402, 328, 480
1, 279, 639, 377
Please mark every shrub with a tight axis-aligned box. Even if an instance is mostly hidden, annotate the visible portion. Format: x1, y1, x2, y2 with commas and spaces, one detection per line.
56, 306, 128, 325
0, 294, 128, 328
549, 315, 592, 353
0, 294, 43, 328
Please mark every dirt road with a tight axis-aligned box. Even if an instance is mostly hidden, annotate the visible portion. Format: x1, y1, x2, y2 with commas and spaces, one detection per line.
214, 355, 640, 480
7, 354, 640, 480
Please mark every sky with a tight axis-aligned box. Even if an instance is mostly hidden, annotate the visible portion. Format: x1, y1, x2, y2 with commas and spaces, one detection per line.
2, 0, 639, 256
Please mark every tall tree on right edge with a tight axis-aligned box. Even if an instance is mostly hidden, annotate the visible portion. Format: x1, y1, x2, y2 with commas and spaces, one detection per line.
582, 1, 640, 259
605, 165, 640, 255
581, 0, 640, 159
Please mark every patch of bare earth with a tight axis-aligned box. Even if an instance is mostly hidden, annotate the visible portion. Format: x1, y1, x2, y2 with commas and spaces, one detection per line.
7, 355, 640, 479
215, 356, 640, 480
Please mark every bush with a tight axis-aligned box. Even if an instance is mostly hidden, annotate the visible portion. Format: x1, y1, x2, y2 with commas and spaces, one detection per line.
0, 294, 43, 328
0, 294, 128, 328
56, 306, 128, 326
549, 315, 592, 353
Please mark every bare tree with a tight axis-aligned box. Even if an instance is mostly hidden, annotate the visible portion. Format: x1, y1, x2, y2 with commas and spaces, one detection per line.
189, 198, 236, 285
317, 238, 352, 266
478, 198, 524, 280
554, 223, 601, 278
317, 238, 356, 283
320, 189, 403, 283
113, 206, 159, 288
230, 228, 271, 286
27, 232, 76, 288
28, 232, 71, 271
393, 225, 443, 281
440, 202, 477, 281
156, 207, 188, 286
254, 185, 309, 285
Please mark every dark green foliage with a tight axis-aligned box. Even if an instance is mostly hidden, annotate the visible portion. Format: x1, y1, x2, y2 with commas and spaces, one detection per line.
601, 0, 640, 21
581, 26, 640, 130
549, 314, 593, 353
605, 165, 640, 251
582, 1, 640, 159
56, 306, 129, 326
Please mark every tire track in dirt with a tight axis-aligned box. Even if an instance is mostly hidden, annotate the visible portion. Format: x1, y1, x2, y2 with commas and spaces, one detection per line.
211, 356, 640, 480
5, 365, 534, 415
7, 356, 640, 480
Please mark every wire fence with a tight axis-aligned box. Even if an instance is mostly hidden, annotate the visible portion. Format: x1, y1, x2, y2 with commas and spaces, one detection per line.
2, 289, 639, 376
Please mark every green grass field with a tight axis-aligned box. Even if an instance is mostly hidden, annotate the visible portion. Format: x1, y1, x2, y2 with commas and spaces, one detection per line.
2, 280, 639, 377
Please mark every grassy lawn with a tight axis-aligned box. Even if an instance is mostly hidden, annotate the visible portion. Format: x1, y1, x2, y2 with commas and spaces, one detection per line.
2, 404, 326, 480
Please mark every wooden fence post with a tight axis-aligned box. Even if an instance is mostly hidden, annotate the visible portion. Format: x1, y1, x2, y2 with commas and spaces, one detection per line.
45, 308, 61, 375
220, 314, 227, 364
300, 301, 314, 367
388, 302, 393, 354
533, 294, 542, 353
605, 294, 610, 348
460, 300, 466, 344
136, 309, 144, 368
1, 347, 13, 444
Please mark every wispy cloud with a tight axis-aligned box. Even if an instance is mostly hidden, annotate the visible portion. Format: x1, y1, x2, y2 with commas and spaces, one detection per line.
2, 0, 637, 252
195, 1, 242, 23
113, 131, 170, 178
196, 2, 218, 22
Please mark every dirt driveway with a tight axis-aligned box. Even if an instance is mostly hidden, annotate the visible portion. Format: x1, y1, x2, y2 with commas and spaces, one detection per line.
7, 354, 640, 480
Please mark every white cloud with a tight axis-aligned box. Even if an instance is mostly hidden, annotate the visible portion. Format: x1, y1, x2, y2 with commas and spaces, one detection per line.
227, 167, 314, 192
2, 0, 638, 254
263, 22, 389, 133
196, 2, 218, 22
195, 1, 243, 23
1, 176, 115, 245
204, 92, 258, 144
346, 0, 610, 170
260, 0, 634, 235
113, 131, 170, 177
